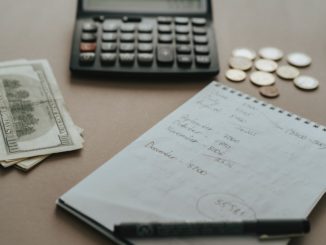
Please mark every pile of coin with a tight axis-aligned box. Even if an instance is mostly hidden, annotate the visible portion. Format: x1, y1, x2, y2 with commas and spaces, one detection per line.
225, 47, 319, 98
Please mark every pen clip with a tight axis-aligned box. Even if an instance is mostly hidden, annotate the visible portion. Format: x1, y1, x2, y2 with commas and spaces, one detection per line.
259, 233, 306, 240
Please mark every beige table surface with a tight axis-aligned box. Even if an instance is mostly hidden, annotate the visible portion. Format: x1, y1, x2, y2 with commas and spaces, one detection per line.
1, 0, 326, 244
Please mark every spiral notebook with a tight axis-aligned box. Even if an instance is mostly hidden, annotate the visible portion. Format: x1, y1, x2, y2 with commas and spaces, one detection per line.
58, 81, 326, 245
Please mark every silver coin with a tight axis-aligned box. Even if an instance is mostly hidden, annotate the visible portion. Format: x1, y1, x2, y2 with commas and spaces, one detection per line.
294, 75, 319, 90
250, 71, 276, 86
255, 59, 278, 72
232, 48, 257, 60
229, 56, 253, 71
276, 65, 300, 80
225, 69, 247, 82
287, 52, 312, 67
259, 47, 284, 61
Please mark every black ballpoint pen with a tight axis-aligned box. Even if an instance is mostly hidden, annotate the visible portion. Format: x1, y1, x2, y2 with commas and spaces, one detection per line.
113, 219, 310, 238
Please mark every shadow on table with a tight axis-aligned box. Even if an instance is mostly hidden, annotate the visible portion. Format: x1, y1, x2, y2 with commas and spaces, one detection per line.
55, 204, 115, 244
70, 72, 219, 92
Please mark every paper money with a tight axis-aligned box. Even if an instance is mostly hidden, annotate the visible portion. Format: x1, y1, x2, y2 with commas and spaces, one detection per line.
0, 125, 84, 170
0, 59, 84, 167
14, 155, 49, 171
0, 158, 24, 168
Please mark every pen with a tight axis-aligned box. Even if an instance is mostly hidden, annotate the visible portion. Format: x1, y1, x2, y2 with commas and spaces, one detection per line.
113, 219, 310, 238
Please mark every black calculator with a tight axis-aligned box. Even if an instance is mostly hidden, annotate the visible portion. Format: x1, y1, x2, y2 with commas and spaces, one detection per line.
70, 0, 219, 77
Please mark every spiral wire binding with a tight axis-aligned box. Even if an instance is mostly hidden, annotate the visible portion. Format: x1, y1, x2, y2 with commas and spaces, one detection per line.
213, 82, 326, 132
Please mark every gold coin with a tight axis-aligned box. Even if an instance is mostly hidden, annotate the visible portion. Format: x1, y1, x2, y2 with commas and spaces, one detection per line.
255, 59, 278, 72
276, 65, 300, 80
259, 86, 280, 98
259, 47, 284, 61
250, 71, 276, 86
225, 69, 247, 82
294, 76, 319, 90
232, 48, 257, 60
287, 52, 312, 67
229, 56, 253, 71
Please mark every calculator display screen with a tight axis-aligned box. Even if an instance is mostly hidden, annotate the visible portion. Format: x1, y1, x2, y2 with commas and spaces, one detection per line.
83, 0, 206, 14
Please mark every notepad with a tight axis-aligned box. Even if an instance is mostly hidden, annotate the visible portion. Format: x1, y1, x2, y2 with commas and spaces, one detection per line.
58, 81, 326, 245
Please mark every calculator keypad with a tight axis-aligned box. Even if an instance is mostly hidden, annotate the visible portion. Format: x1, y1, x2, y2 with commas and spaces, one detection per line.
157, 45, 174, 65
138, 44, 153, 53
82, 22, 98, 32
81, 33, 97, 42
80, 43, 97, 52
77, 17, 215, 72
80, 52, 96, 64
101, 43, 117, 52
101, 53, 117, 65
138, 53, 154, 65
119, 53, 135, 65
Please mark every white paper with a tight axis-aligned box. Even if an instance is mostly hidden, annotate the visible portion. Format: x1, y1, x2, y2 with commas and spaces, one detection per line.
60, 81, 326, 244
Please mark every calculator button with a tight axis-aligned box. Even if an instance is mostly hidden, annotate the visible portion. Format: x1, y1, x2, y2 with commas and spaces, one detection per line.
93, 15, 105, 23
158, 25, 172, 33
191, 18, 207, 26
175, 17, 189, 25
101, 43, 117, 52
195, 45, 210, 54
177, 55, 193, 66
101, 53, 117, 65
176, 45, 192, 54
79, 53, 95, 64
119, 53, 135, 65
138, 43, 153, 53
121, 24, 136, 32
80, 42, 97, 52
102, 22, 119, 32
120, 33, 135, 42
122, 16, 141, 22
196, 55, 211, 66
82, 22, 97, 32
157, 46, 174, 65
176, 35, 190, 44
159, 34, 173, 43
157, 16, 173, 24
194, 35, 208, 44
138, 53, 154, 65
102, 33, 118, 42
120, 43, 135, 52
193, 27, 207, 35
175, 26, 190, 34
138, 34, 153, 43
138, 24, 153, 33
81, 33, 97, 42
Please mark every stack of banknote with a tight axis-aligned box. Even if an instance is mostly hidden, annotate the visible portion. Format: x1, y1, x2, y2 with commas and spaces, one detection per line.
0, 59, 84, 171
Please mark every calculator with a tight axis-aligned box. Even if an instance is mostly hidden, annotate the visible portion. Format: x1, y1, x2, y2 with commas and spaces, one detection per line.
70, 0, 219, 77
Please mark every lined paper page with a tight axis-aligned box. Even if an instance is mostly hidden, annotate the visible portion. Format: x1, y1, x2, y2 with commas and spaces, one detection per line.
60, 81, 326, 244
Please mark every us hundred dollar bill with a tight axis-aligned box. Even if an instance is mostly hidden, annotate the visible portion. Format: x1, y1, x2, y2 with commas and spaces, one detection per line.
0, 60, 83, 161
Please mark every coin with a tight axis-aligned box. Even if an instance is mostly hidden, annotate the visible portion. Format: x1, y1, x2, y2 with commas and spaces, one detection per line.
225, 69, 247, 82
232, 48, 257, 60
259, 47, 284, 60
294, 75, 319, 90
276, 65, 300, 80
259, 86, 280, 98
229, 56, 253, 71
287, 52, 312, 67
250, 71, 276, 86
255, 59, 278, 72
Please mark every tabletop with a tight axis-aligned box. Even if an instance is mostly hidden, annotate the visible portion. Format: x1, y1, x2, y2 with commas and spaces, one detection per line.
0, 0, 325, 245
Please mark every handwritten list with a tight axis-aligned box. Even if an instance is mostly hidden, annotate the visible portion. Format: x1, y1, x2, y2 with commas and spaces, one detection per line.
61, 81, 326, 242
